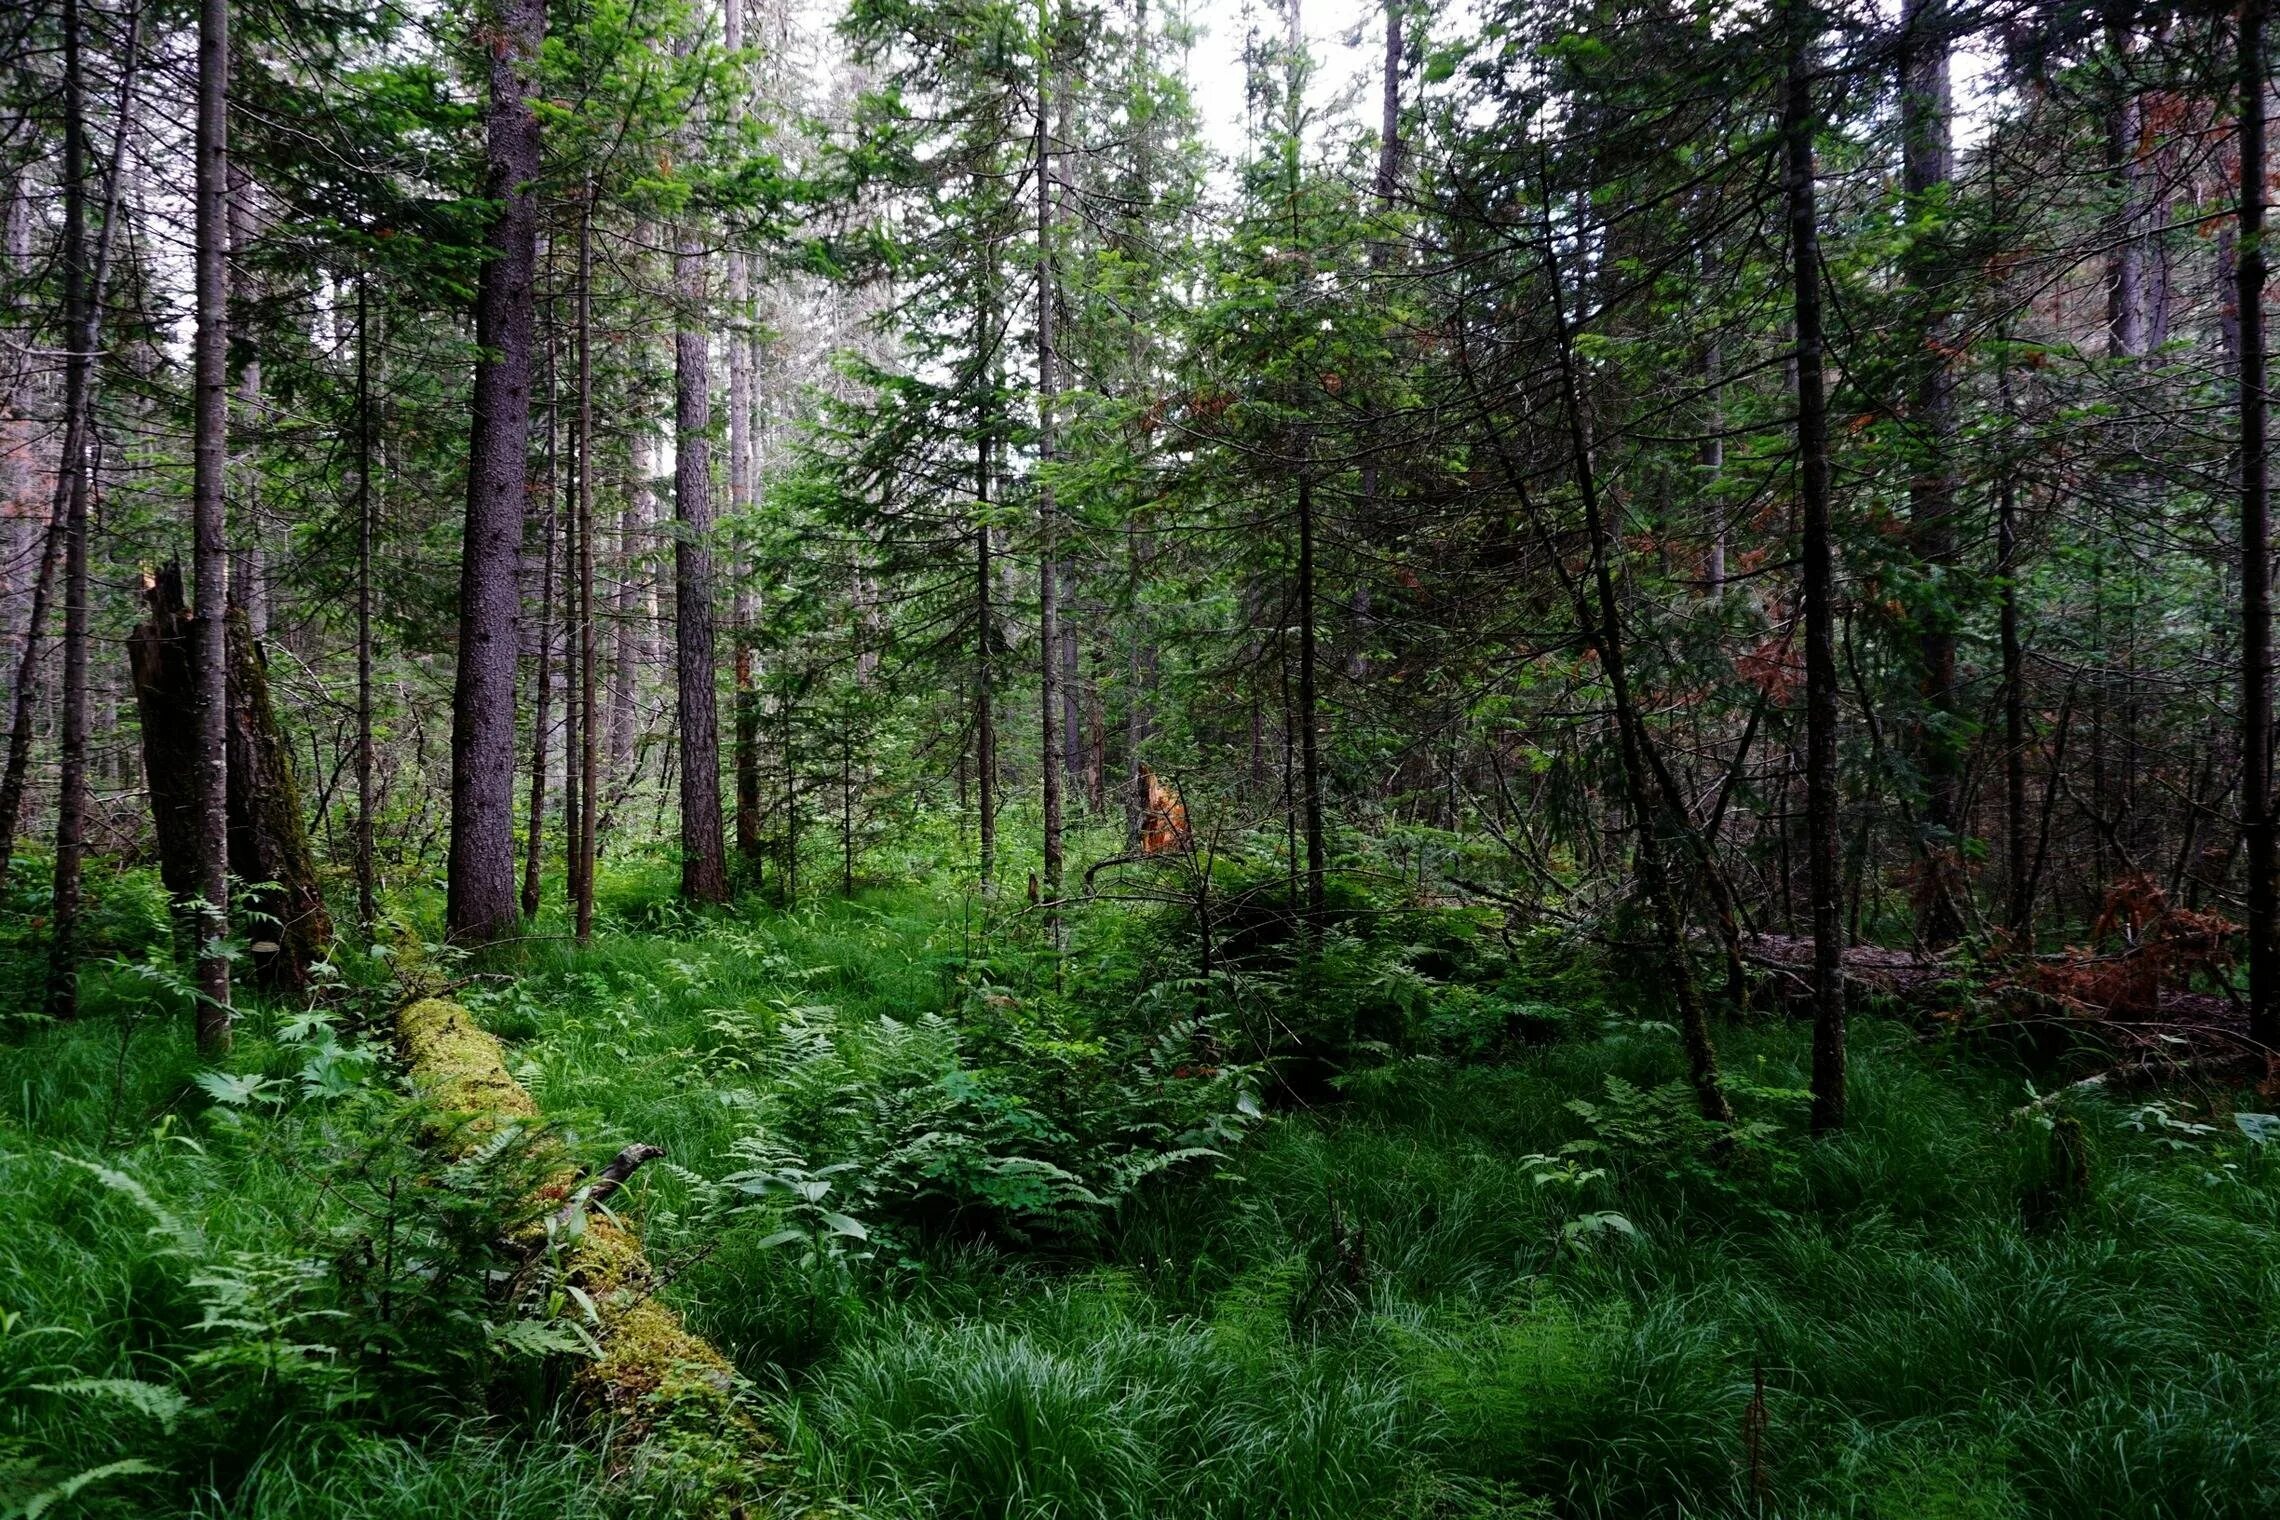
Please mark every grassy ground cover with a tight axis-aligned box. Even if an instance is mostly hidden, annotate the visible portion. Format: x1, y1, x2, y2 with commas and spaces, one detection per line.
3, 847, 2276, 1517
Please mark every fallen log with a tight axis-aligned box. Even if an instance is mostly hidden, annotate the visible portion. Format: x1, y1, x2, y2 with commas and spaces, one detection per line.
395, 995, 788, 1512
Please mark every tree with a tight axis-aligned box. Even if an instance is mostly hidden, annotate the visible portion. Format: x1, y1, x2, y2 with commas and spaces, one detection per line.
192, 0, 234, 1043
447, 0, 546, 945
1784, 0, 1845, 1134
2240, 0, 2273, 1046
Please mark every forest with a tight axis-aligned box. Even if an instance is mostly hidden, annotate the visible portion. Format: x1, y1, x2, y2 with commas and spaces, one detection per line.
3, 0, 2280, 1512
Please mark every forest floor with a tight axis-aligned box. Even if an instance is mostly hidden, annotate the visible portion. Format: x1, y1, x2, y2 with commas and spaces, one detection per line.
4, 841, 2279, 1518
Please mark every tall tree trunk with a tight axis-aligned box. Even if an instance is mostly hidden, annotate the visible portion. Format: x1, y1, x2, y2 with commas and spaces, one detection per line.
1061, 575, 1082, 793
2239, 0, 2275, 1048
1901, 0, 1963, 945
1508, 231, 1733, 1126
1036, 17, 1065, 949
1997, 316, 2030, 939
1702, 332, 1725, 597
1787, 0, 1846, 1133
522, 404, 558, 922
227, 162, 266, 640
355, 274, 376, 930
561, 375, 581, 921
674, 206, 728, 904
575, 198, 598, 939
726, 0, 759, 870
0, 0, 137, 894
1296, 473, 1327, 937
45, 0, 90, 1016
976, 437, 997, 889
448, 0, 545, 945
609, 444, 646, 783
192, 0, 234, 1043
1123, 516, 1151, 849
2106, 13, 2157, 361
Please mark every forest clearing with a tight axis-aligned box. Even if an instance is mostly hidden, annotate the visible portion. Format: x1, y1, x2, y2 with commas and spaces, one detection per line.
4, 0, 2280, 1513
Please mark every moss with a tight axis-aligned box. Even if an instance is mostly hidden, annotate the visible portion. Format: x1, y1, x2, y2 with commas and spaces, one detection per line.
398, 997, 547, 1147
391, 993, 791, 1514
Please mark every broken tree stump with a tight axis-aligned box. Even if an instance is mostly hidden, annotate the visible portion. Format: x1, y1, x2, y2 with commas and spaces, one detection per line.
127, 566, 332, 988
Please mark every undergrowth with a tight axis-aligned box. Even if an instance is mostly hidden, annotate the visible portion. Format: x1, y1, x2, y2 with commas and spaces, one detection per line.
3, 838, 2277, 1516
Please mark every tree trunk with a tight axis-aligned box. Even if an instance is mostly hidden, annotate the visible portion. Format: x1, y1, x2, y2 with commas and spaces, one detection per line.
522, 349, 558, 922
1901, 0, 1963, 945
1786, 0, 1846, 1133
227, 161, 267, 641
1123, 516, 1152, 849
1296, 474, 1327, 937
561, 380, 582, 922
1998, 323, 2030, 939
976, 437, 997, 889
223, 608, 333, 986
448, 0, 545, 945
725, 0, 759, 869
1036, 25, 1065, 949
674, 208, 728, 904
1514, 233, 1733, 1127
0, 0, 138, 898
45, 0, 89, 1016
2239, 0, 2275, 1048
192, 0, 234, 1043
575, 199, 598, 940
131, 572, 332, 991
610, 443, 645, 783
356, 275, 376, 930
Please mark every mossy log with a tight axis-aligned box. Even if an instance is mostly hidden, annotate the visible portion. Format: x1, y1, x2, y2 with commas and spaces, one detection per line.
394, 996, 795, 1514
128, 567, 333, 988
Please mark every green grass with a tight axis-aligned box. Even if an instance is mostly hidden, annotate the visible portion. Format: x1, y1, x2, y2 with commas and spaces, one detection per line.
5, 848, 2279, 1517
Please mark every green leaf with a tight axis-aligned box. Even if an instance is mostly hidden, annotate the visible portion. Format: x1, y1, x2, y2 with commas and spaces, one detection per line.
193, 1071, 285, 1108
23, 1459, 163, 1518
32, 1379, 189, 1433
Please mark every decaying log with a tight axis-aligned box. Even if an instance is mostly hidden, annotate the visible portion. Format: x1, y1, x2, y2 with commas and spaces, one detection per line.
128, 566, 333, 988
550, 1141, 666, 1231
394, 991, 786, 1511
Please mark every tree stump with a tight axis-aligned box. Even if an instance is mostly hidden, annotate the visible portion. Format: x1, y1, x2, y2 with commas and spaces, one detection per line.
128, 565, 333, 988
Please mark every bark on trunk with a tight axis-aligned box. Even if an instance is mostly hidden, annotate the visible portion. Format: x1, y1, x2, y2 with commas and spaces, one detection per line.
1901, 0, 1963, 945
674, 211, 728, 903
192, 0, 234, 1043
574, 199, 598, 939
45, 0, 90, 1015
356, 276, 376, 930
131, 571, 332, 990
609, 444, 645, 782
223, 608, 333, 986
1296, 474, 1327, 937
976, 438, 997, 889
1036, 29, 1065, 948
1998, 323, 2030, 939
522, 452, 557, 922
1786, 0, 1847, 1133
448, 0, 545, 945
725, 1, 759, 867
2239, 0, 2275, 1048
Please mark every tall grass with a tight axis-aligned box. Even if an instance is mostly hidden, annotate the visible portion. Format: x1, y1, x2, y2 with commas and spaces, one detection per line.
7, 849, 2279, 1516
